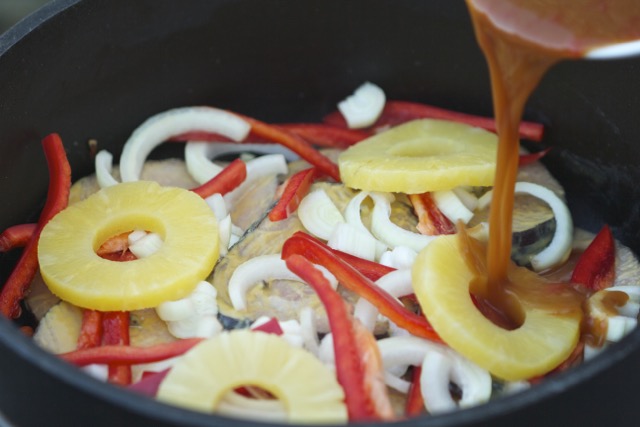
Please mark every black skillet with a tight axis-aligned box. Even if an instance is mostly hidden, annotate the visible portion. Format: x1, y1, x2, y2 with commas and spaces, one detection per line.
1, 1, 639, 426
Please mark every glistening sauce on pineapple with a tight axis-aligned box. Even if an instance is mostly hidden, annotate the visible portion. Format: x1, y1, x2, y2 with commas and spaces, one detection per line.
465, 0, 640, 327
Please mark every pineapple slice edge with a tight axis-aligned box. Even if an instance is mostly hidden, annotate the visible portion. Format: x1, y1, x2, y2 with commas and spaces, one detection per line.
412, 234, 581, 381
156, 329, 348, 423
337, 119, 498, 194
38, 181, 219, 312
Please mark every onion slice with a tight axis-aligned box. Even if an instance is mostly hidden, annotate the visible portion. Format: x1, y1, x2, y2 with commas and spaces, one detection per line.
354, 269, 413, 332
228, 254, 338, 310
186, 142, 298, 185
299, 307, 320, 357
478, 181, 573, 271
344, 191, 388, 258
95, 150, 119, 188
223, 154, 287, 208
298, 189, 345, 240
432, 190, 474, 224
119, 107, 251, 182
370, 192, 435, 252
327, 223, 378, 261
377, 336, 491, 414
156, 281, 222, 339
338, 82, 386, 129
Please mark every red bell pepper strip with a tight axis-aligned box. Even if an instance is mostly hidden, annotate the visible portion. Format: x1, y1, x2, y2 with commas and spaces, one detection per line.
128, 368, 170, 397
191, 158, 247, 198
279, 123, 370, 148
286, 231, 395, 281
250, 317, 285, 335
519, 147, 552, 167
0, 134, 71, 318
77, 310, 104, 350
238, 115, 341, 182
102, 311, 132, 386
408, 193, 456, 236
268, 167, 318, 221
324, 100, 545, 142
281, 233, 442, 343
61, 338, 204, 366
570, 225, 616, 291
172, 116, 341, 181
0, 223, 37, 252
171, 124, 370, 149
405, 366, 425, 417
168, 131, 235, 143
285, 254, 394, 421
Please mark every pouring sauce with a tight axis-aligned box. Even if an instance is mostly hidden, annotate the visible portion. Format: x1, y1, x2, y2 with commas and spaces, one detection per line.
465, 0, 640, 325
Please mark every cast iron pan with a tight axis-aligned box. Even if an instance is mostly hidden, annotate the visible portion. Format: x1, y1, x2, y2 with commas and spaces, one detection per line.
1, 1, 639, 426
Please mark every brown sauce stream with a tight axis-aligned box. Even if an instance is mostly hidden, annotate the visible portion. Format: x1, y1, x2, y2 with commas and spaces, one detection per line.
465, 0, 640, 329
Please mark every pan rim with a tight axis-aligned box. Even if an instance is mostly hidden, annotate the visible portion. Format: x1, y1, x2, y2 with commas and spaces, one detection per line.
0, 1, 639, 426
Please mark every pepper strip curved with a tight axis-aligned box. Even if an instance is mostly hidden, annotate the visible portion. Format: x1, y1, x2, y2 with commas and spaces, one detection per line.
281, 233, 442, 343
0, 134, 71, 318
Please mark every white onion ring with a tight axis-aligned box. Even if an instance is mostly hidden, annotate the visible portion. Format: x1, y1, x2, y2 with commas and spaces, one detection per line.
370, 192, 435, 252
185, 142, 298, 185
298, 189, 345, 241
338, 82, 386, 129
95, 150, 119, 188
354, 269, 413, 332
223, 154, 287, 208
344, 191, 388, 258
478, 181, 573, 271
119, 107, 250, 182
377, 336, 491, 413
228, 254, 338, 311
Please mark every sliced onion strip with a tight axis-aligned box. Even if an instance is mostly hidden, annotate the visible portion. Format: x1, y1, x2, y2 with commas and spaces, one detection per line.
344, 191, 388, 258
119, 107, 250, 182
299, 307, 320, 357
370, 192, 435, 252
186, 142, 298, 185
376, 336, 491, 414
223, 154, 287, 208
228, 254, 338, 311
327, 223, 377, 261
354, 269, 413, 332
432, 190, 474, 224
338, 82, 386, 129
95, 150, 119, 188
298, 189, 345, 240
478, 181, 573, 271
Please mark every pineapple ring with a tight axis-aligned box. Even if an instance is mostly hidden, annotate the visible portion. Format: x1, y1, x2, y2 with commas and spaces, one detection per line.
157, 330, 348, 423
412, 234, 581, 381
38, 181, 219, 311
338, 119, 497, 193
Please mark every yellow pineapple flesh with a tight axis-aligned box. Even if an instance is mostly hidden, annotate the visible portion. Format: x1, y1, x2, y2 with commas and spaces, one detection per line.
338, 119, 497, 193
157, 329, 347, 423
412, 233, 581, 381
38, 181, 219, 311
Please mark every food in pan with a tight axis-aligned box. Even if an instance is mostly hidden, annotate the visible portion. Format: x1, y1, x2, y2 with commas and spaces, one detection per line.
1, 78, 638, 423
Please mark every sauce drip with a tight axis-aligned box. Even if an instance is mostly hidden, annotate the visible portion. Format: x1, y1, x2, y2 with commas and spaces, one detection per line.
465, 0, 640, 318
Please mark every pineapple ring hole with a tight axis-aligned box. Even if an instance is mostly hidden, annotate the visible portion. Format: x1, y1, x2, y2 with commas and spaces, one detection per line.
230, 385, 278, 400
92, 213, 166, 256
470, 287, 526, 331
